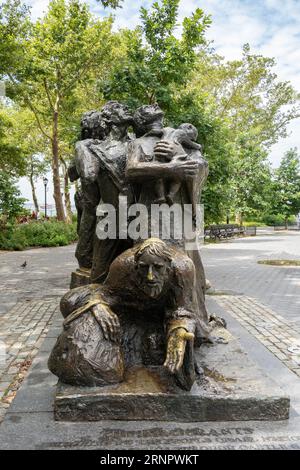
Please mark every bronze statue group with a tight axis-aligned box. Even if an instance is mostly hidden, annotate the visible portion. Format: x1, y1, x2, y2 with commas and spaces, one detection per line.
48, 101, 216, 391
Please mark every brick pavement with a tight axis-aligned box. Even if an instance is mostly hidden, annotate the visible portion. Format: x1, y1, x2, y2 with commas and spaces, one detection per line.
0, 299, 59, 422
0, 244, 76, 422
0, 245, 75, 423
214, 295, 300, 379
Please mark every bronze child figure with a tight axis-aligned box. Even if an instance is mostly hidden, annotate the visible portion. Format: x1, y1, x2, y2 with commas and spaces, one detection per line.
154, 123, 202, 205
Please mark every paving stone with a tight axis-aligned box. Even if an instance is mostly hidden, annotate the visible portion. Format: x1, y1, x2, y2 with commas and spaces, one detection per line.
214, 295, 300, 379
0, 299, 59, 413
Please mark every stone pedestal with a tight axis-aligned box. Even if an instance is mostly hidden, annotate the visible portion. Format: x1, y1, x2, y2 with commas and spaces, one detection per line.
54, 327, 290, 422
70, 268, 91, 289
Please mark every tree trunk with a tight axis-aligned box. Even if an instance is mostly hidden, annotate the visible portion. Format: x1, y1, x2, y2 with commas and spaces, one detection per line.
51, 105, 65, 221
235, 212, 243, 225
29, 169, 39, 214
61, 158, 72, 224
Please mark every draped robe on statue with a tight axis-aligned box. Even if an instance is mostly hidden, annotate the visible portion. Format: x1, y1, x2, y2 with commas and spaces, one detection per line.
126, 129, 210, 338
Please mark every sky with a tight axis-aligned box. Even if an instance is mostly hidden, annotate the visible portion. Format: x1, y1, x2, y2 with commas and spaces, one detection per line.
16, 0, 300, 208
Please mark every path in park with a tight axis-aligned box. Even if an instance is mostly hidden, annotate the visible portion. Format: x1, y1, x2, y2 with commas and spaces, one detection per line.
0, 244, 76, 316
202, 229, 300, 323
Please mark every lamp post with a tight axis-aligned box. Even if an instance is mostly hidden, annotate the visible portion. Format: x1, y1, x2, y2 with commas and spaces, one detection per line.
43, 177, 48, 218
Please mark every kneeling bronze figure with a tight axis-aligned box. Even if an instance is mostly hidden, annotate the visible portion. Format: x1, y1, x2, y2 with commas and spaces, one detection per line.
49, 238, 206, 391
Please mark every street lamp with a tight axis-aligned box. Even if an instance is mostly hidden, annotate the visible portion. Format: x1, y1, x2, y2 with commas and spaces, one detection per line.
43, 177, 48, 218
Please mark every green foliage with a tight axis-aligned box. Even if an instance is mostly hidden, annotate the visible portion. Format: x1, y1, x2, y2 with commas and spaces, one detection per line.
0, 0, 31, 77
165, 92, 233, 223
261, 213, 296, 226
270, 148, 300, 221
103, 0, 228, 223
96, 0, 123, 7
1, 0, 300, 226
0, 105, 27, 175
193, 45, 300, 148
189, 46, 300, 222
1, 0, 120, 220
240, 220, 266, 227
228, 140, 273, 222
0, 219, 78, 250
0, 172, 26, 224
102, 2, 300, 223
103, 0, 211, 108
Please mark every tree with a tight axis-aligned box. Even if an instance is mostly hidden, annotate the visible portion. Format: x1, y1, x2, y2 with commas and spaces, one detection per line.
0, 0, 30, 77
163, 91, 234, 223
271, 148, 300, 226
189, 45, 300, 221
96, 0, 123, 7
0, 102, 28, 176
228, 140, 273, 224
0, 171, 26, 227
103, 2, 300, 223
1, 0, 121, 221
10, 107, 50, 213
103, 0, 211, 109
193, 45, 300, 148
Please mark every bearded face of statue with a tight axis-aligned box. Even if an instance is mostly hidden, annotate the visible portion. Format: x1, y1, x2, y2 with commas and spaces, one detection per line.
101, 101, 133, 127
136, 252, 170, 298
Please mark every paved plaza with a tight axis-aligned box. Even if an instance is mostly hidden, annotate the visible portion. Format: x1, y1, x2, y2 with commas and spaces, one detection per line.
0, 230, 300, 448
201, 228, 300, 321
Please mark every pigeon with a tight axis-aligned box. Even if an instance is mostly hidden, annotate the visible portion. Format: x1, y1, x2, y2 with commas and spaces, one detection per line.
20, 261, 27, 268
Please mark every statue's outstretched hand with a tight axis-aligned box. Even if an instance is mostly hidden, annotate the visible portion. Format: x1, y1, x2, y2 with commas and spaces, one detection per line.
92, 304, 121, 343
164, 328, 194, 374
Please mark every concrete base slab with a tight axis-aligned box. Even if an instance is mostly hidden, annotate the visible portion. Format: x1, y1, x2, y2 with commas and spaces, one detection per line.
54, 327, 289, 422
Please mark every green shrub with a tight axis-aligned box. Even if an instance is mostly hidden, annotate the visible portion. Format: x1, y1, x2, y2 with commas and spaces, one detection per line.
0, 220, 78, 250
261, 214, 296, 226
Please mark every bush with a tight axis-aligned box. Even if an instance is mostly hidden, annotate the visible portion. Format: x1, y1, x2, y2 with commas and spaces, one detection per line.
0, 172, 26, 223
261, 214, 296, 226
0, 220, 78, 250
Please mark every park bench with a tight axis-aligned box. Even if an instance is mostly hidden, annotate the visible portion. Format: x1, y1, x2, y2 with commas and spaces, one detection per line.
204, 224, 245, 241
273, 224, 300, 231
245, 225, 257, 236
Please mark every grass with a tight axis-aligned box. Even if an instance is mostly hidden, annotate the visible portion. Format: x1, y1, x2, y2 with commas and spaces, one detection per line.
258, 259, 300, 266
0, 219, 78, 250
242, 221, 265, 227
